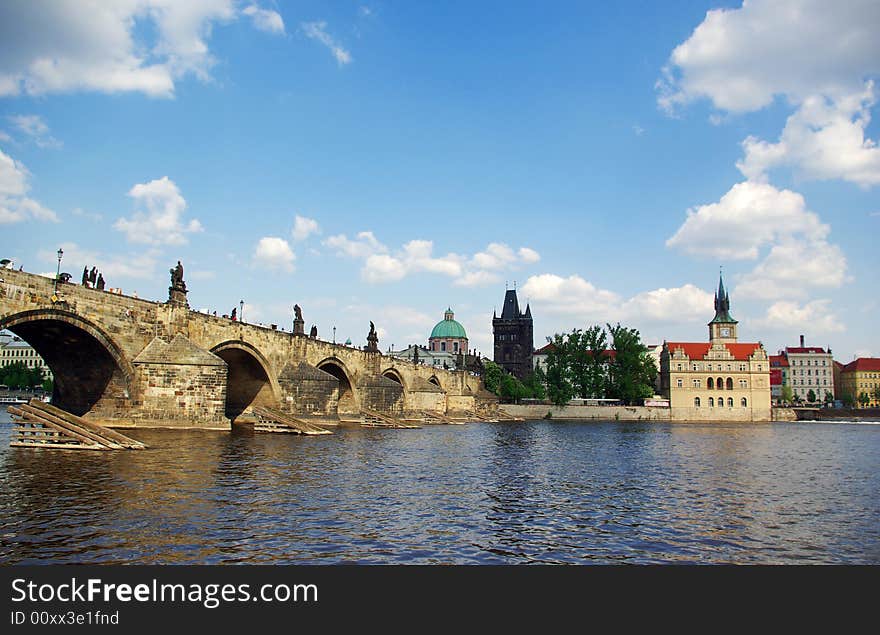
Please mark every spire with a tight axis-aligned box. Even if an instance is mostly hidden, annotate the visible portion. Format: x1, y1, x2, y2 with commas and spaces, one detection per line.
500, 288, 520, 319
524, 303, 532, 318
709, 269, 737, 325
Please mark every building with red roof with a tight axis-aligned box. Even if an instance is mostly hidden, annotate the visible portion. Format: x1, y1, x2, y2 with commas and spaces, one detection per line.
840, 358, 880, 407
775, 335, 835, 404
660, 273, 771, 421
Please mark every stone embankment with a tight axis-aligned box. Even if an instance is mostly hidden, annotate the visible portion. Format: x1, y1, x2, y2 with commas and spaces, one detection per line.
499, 404, 671, 421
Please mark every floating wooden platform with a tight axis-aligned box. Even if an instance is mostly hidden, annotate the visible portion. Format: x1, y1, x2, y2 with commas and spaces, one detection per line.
360, 407, 420, 429
420, 410, 465, 425
250, 405, 332, 435
8, 399, 147, 450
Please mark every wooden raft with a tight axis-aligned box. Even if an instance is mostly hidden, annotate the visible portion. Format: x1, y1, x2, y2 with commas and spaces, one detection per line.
360, 407, 420, 429
8, 399, 147, 450
250, 405, 332, 435
420, 410, 465, 425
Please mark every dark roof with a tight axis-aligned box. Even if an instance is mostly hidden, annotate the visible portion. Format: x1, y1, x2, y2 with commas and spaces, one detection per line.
500, 289, 521, 320
709, 272, 737, 325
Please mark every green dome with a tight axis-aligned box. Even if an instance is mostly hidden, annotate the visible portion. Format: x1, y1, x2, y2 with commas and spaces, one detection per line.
430, 309, 467, 340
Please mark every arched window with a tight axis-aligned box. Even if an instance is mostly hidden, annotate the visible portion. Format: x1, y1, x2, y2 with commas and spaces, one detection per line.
741, 397, 747, 407
727, 397, 734, 407
709, 397, 714, 407
694, 397, 701, 407
717, 377, 724, 390
441, 342, 446, 352
454, 342, 459, 353
707, 377, 714, 389
726, 377, 733, 390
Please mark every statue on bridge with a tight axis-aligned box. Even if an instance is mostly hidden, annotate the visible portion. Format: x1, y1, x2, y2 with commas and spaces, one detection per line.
365, 321, 379, 352
96, 273, 105, 290
292, 304, 305, 335
309, 324, 318, 339
81, 266, 89, 287
167, 260, 189, 308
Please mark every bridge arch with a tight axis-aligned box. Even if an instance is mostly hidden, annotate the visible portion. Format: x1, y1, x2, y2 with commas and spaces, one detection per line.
316, 357, 359, 417
381, 367, 406, 390
210, 340, 281, 421
428, 375, 443, 389
0, 309, 136, 416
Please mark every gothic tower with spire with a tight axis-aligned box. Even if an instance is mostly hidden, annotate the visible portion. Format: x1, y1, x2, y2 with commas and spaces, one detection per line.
708, 271, 738, 344
492, 287, 534, 379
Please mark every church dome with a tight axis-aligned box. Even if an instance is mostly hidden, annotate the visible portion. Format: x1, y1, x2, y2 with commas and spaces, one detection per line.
429, 308, 467, 340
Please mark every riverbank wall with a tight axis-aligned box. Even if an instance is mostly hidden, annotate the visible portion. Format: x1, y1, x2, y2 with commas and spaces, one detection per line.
500, 404, 671, 421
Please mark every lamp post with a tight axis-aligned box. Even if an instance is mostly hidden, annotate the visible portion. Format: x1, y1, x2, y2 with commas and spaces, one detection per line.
332, 326, 336, 344
239, 300, 244, 324
52, 248, 63, 298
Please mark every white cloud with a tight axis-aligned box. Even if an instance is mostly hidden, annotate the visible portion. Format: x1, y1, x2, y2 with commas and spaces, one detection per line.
0, 148, 58, 224
242, 4, 284, 34
301, 21, 351, 66
362, 253, 406, 283
72, 207, 103, 222
253, 237, 295, 272
738, 84, 880, 187
736, 238, 849, 300
7, 114, 62, 148
0, 131, 11, 142
325, 231, 387, 259
521, 274, 713, 325
328, 232, 539, 286
666, 181, 827, 260
0, 1, 284, 98
657, 0, 880, 114
291, 214, 320, 241
114, 176, 203, 245
37, 242, 160, 281
752, 299, 845, 334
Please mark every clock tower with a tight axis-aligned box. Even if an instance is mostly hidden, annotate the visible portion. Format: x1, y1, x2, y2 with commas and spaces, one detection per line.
708, 272, 738, 344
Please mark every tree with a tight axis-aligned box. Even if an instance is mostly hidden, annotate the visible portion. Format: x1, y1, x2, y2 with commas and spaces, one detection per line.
605, 323, 655, 405
545, 334, 574, 407
806, 388, 816, 403
523, 367, 546, 400
859, 392, 870, 408
499, 373, 526, 403
840, 391, 855, 407
824, 391, 834, 405
482, 361, 503, 395
780, 385, 794, 404
873, 386, 880, 406
0, 362, 44, 389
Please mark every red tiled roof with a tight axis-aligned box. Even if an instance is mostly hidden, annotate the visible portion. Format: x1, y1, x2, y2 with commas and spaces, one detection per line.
785, 346, 828, 354
769, 354, 789, 367
666, 342, 762, 361
534, 342, 556, 355
842, 358, 880, 373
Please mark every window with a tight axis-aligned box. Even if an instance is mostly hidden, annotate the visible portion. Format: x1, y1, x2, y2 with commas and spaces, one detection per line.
454, 342, 459, 353
709, 397, 714, 407
676, 379, 683, 388
726, 378, 733, 390
727, 397, 734, 408
694, 397, 701, 407
693, 379, 701, 388
717, 377, 724, 390
441, 342, 446, 352
740, 379, 748, 388
707, 377, 714, 389
741, 397, 747, 407
677, 364, 683, 371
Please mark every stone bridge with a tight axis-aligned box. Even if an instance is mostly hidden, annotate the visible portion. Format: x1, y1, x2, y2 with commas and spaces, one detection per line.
0, 269, 496, 429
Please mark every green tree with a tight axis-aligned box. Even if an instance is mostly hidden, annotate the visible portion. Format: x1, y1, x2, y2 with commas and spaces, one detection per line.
0, 361, 44, 389
858, 392, 870, 408
42, 377, 54, 393
499, 373, 529, 403
806, 388, 816, 403
840, 391, 855, 407
780, 385, 794, 404
545, 334, 574, 407
873, 386, 880, 406
482, 361, 503, 395
523, 367, 546, 400
824, 391, 834, 405
605, 323, 655, 405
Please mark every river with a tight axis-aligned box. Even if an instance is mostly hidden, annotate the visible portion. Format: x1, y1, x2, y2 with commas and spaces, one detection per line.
1, 411, 878, 564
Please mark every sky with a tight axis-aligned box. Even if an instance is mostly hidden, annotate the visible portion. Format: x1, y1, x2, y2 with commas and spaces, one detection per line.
1, 0, 878, 362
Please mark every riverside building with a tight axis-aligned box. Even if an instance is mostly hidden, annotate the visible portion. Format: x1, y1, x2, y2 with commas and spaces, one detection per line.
660, 274, 771, 421
777, 336, 834, 403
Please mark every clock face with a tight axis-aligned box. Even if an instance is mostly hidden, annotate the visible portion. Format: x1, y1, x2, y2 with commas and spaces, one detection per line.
720, 327, 730, 337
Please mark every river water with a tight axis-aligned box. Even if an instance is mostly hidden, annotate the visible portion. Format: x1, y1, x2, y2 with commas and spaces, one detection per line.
1, 411, 878, 564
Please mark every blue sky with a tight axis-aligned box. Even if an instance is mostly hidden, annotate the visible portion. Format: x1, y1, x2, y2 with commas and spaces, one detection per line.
1, 0, 878, 361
